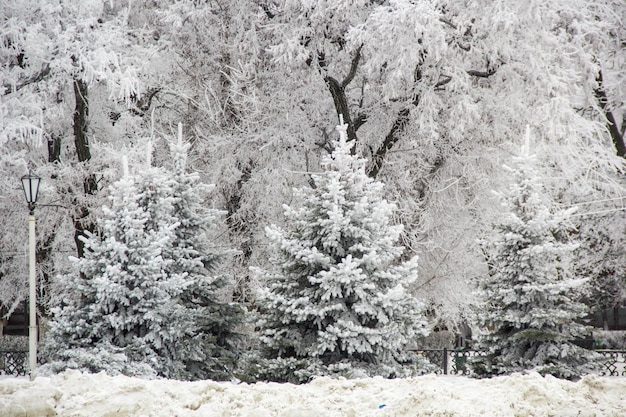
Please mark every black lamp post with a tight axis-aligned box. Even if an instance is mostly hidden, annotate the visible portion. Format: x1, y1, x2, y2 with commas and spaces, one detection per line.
20, 171, 41, 378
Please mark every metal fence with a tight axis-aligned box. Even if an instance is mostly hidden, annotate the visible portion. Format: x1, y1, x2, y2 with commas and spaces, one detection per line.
0, 350, 27, 376
0, 347, 624, 378
596, 350, 626, 377
410, 348, 481, 375
411, 348, 626, 377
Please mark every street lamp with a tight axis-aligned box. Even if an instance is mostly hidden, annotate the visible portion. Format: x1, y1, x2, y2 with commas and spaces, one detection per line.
21, 171, 41, 378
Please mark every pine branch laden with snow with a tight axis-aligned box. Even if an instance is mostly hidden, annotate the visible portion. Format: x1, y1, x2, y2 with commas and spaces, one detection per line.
471, 134, 602, 380
255, 120, 430, 382
40, 128, 244, 381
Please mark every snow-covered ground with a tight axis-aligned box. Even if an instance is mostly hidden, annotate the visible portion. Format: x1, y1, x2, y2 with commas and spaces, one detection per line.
1, 371, 625, 416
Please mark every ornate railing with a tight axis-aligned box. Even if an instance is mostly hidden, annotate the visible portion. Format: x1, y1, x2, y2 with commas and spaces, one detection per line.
410, 348, 483, 375
0, 347, 623, 378
0, 350, 27, 376
411, 348, 626, 377
596, 350, 626, 377
0, 336, 28, 376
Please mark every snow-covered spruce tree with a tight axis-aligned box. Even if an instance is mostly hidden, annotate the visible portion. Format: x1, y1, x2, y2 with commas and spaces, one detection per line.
41, 129, 244, 380
470, 133, 601, 380
162, 124, 245, 380
40, 159, 180, 378
255, 119, 429, 383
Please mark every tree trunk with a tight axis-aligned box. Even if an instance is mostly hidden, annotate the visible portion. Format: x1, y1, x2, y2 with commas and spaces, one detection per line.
324, 75, 357, 144
72, 77, 97, 259
224, 162, 255, 303
73, 78, 91, 163
367, 62, 423, 179
319, 47, 362, 153
35, 232, 56, 318
602, 309, 609, 331
47, 135, 61, 163
595, 71, 626, 158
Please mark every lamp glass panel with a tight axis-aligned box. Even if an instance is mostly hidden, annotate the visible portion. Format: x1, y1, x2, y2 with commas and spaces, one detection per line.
21, 173, 41, 204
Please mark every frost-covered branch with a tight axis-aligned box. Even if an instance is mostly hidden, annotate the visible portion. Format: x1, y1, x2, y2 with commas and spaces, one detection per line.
466, 68, 496, 78
367, 107, 411, 178
319, 47, 364, 144
130, 87, 161, 116
258, 1, 276, 19
341, 44, 363, 89
1, 63, 51, 95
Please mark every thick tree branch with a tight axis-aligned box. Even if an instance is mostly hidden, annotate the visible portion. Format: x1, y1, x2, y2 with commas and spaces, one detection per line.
367, 108, 411, 178
319, 47, 363, 145
435, 75, 453, 89
130, 87, 161, 116
366, 62, 424, 178
2, 63, 50, 95
354, 113, 367, 132
439, 16, 472, 51
324, 75, 357, 143
341, 45, 363, 89
595, 70, 625, 158
466, 68, 496, 78
436, 67, 495, 90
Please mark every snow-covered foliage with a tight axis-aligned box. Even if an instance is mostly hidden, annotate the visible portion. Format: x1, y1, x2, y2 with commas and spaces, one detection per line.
40, 127, 244, 380
255, 120, 430, 382
575, 214, 626, 326
0, 0, 624, 379
471, 131, 601, 379
40, 166, 175, 378
0, 0, 164, 318
0, 0, 154, 147
156, 0, 626, 329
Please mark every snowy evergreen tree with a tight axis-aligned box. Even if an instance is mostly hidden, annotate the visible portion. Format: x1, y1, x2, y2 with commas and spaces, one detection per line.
41, 128, 244, 380
255, 119, 429, 382
40, 160, 182, 377
471, 131, 601, 380
162, 124, 245, 380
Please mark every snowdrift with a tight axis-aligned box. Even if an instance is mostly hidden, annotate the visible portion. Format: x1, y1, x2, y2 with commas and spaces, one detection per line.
1, 370, 624, 416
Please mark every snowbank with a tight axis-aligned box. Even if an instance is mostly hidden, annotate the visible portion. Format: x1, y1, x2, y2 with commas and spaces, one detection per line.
1, 371, 624, 416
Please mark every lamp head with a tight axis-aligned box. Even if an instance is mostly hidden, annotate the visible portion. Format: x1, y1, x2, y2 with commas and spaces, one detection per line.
21, 171, 41, 214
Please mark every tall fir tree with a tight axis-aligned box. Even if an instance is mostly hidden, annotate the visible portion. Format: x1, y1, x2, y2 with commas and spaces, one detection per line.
255, 119, 429, 382
163, 124, 245, 380
41, 126, 244, 380
41, 158, 184, 378
471, 131, 601, 379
